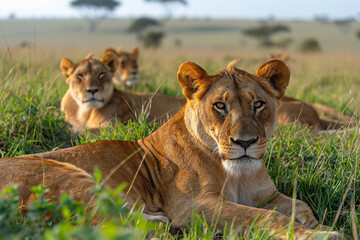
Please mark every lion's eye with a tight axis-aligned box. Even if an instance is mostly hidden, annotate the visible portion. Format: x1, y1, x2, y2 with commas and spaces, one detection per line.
253, 100, 266, 112
77, 73, 84, 81
120, 61, 126, 68
98, 72, 106, 79
214, 102, 227, 113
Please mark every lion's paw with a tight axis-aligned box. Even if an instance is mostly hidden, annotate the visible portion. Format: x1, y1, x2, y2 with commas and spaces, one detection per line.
295, 211, 319, 229
295, 227, 342, 240
316, 224, 332, 231
315, 230, 342, 240
306, 230, 342, 240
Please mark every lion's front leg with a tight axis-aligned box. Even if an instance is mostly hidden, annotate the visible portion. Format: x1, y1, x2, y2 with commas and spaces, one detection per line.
260, 191, 320, 229
170, 197, 340, 239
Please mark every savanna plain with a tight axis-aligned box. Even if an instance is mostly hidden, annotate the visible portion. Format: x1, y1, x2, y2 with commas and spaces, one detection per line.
0, 19, 359, 239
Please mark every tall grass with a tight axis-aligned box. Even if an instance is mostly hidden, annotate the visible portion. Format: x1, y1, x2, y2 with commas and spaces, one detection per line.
0, 46, 359, 239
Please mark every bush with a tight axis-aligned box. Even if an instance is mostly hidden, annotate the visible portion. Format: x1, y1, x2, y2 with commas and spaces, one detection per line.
142, 30, 165, 49
299, 38, 321, 53
356, 30, 360, 40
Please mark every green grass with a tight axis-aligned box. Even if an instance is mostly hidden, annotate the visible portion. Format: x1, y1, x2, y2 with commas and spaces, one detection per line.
0, 41, 359, 239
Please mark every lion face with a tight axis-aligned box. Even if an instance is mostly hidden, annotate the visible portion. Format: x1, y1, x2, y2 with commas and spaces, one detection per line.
104, 47, 139, 87
60, 53, 117, 109
178, 60, 290, 176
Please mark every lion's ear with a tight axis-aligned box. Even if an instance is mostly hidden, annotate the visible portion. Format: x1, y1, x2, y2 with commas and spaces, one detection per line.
177, 61, 210, 101
101, 52, 117, 73
104, 47, 117, 56
60, 58, 74, 79
255, 59, 290, 98
130, 47, 139, 59
116, 46, 123, 54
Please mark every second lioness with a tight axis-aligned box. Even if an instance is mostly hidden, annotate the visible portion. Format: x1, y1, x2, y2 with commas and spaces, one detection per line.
60, 53, 185, 133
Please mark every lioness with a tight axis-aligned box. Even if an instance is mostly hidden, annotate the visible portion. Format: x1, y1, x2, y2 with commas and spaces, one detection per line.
104, 47, 139, 88
267, 56, 352, 131
1, 59, 340, 239
60, 53, 185, 133
278, 96, 353, 131
269, 52, 290, 62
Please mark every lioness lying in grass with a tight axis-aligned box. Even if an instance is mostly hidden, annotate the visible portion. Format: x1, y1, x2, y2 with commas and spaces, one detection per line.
267, 55, 354, 132
1, 59, 340, 239
60, 52, 185, 134
103, 46, 139, 88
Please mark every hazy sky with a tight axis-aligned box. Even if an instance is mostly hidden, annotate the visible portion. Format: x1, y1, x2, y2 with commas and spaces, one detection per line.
0, 0, 359, 20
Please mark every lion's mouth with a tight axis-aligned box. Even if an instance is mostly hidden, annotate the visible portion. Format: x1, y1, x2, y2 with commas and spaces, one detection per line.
83, 98, 104, 103
220, 155, 257, 161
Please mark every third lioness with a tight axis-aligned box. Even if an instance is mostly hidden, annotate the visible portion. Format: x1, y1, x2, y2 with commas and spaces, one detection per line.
2, 59, 340, 239
104, 46, 139, 88
268, 55, 353, 131
60, 52, 186, 134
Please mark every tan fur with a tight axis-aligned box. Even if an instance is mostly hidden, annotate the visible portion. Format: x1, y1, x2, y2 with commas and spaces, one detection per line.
269, 52, 290, 62
104, 47, 140, 88
2, 60, 340, 239
0, 158, 94, 208
278, 96, 353, 131
60, 53, 185, 134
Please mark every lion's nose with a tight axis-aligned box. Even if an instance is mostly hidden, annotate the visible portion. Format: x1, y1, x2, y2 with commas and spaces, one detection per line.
86, 88, 99, 95
230, 137, 259, 149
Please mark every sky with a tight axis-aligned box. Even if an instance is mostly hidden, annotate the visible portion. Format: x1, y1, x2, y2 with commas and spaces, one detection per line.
0, 0, 359, 20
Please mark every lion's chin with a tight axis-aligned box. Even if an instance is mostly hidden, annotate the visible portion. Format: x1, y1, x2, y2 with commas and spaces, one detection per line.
124, 78, 139, 87
82, 100, 104, 109
226, 156, 255, 161
222, 158, 263, 177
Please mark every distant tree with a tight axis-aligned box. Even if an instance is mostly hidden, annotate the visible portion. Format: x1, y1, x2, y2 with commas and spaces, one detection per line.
242, 24, 290, 47
144, 0, 187, 19
70, 0, 120, 32
8, 13, 16, 19
356, 30, 360, 39
127, 17, 165, 49
142, 30, 165, 49
127, 18, 161, 33
333, 18, 356, 33
299, 38, 321, 53
313, 14, 329, 23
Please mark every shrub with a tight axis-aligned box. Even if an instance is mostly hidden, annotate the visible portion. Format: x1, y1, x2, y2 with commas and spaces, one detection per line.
142, 30, 165, 49
356, 30, 360, 40
299, 38, 321, 53
0, 168, 154, 239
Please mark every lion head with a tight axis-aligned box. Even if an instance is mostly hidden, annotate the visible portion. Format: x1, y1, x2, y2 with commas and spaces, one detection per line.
269, 52, 289, 62
60, 53, 117, 110
177, 59, 290, 176
104, 47, 139, 88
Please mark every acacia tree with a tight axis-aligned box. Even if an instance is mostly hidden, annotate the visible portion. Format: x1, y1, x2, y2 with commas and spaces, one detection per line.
242, 24, 290, 47
127, 18, 161, 34
145, 0, 187, 20
71, 0, 120, 32
127, 18, 164, 49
